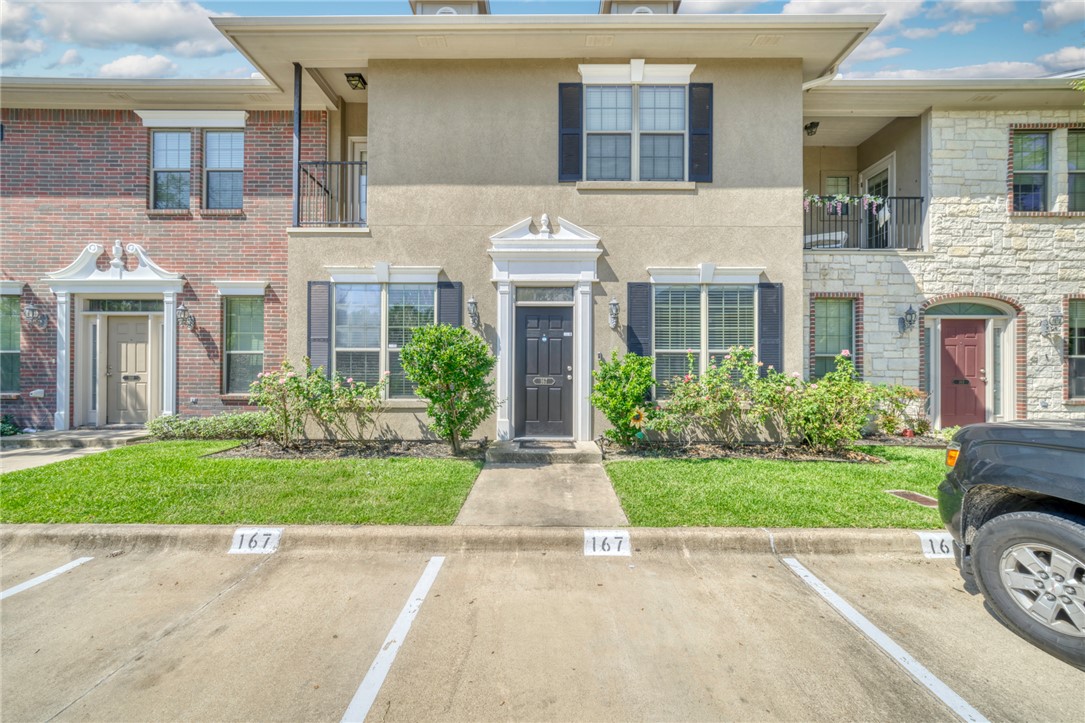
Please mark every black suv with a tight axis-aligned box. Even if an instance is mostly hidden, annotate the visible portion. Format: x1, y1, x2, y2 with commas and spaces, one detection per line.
938, 421, 1085, 669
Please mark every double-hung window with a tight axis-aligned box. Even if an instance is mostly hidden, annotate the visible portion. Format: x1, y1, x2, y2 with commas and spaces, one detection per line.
1012, 131, 1049, 212
205, 131, 244, 210
1069, 130, 1085, 213
224, 297, 264, 394
653, 284, 755, 395
812, 298, 854, 378
1070, 300, 1085, 400
0, 296, 20, 394
151, 131, 191, 209
585, 85, 686, 182
334, 284, 436, 398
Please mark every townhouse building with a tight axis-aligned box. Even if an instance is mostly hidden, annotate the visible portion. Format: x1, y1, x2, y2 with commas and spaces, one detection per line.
1, 1, 1081, 439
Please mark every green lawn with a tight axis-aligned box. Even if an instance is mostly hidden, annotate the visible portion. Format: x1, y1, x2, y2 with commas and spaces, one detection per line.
605, 446, 945, 528
0, 441, 482, 525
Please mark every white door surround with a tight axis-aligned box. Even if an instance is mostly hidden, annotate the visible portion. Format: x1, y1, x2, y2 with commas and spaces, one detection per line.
43, 241, 184, 430
488, 215, 601, 442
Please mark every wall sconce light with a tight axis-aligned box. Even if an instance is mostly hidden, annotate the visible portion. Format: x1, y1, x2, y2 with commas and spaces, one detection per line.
345, 73, 367, 91
176, 302, 196, 330
898, 304, 918, 334
1040, 313, 1064, 337
804, 121, 820, 137
608, 297, 620, 329
466, 296, 480, 330
22, 302, 47, 329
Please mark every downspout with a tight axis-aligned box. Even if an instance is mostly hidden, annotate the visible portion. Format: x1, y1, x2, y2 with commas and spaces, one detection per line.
802, 66, 839, 93
292, 62, 302, 228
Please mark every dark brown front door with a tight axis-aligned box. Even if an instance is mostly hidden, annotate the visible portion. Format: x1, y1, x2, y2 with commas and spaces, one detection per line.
941, 319, 986, 427
515, 306, 573, 438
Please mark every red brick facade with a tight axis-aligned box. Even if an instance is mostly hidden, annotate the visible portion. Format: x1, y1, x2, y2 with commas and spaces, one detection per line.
0, 108, 327, 428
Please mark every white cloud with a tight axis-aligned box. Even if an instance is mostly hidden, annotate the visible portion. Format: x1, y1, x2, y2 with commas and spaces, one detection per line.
677, 0, 769, 11
1037, 45, 1085, 72
1, 37, 46, 67
98, 53, 178, 78
46, 48, 84, 69
1027, 0, 1085, 31
842, 60, 1045, 79
0, 0, 47, 67
36, 1, 235, 58
848, 36, 910, 62
780, 1, 926, 30
939, 1, 1013, 16
900, 18, 977, 39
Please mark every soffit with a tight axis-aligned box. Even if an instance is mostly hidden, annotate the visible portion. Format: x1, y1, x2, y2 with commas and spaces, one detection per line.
805, 79, 1083, 117
0, 78, 303, 111
212, 14, 881, 93
802, 115, 894, 147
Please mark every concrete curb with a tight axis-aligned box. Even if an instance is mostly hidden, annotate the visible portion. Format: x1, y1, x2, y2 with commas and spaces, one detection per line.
0, 524, 936, 556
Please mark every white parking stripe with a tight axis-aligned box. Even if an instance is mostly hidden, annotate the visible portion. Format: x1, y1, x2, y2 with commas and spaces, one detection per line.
0, 557, 94, 601
341, 556, 445, 723
783, 557, 989, 723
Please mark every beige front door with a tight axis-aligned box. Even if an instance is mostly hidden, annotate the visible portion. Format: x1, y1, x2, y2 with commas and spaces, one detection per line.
107, 317, 149, 425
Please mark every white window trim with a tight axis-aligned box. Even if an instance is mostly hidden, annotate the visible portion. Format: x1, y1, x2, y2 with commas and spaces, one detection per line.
578, 61, 696, 85
326, 263, 441, 285
203, 129, 245, 210
212, 280, 268, 296
136, 110, 247, 128
223, 296, 264, 396
0, 295, 21, 395
582, 84, 689, 183
331, 282, 437, 400
0, 281, 23, 296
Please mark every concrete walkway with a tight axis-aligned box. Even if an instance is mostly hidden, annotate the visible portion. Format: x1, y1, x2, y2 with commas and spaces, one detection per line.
1, 428, 149, 473
455, 463, 629, 527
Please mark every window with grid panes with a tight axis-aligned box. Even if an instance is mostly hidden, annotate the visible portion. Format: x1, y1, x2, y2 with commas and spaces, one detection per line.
0, 296, 19, 394
1069, 131, 1084, 213
152, 131, 191, 209
224, 297, 263, 394
654, 285, 757, 396
584, 85, 686, 182
813, 298, 854, 378
205, 131, 244, 209
387, 285, 435, 398
334, 284, 382, 387
824, 176, 850, 215
1070, 300, 1085, 399
1012, 131, 1049, 212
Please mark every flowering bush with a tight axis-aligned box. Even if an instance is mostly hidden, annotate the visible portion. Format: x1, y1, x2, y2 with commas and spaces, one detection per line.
399, 324, 497, 454
873, 384, 927, 435
803, 191, 885, 215
248, 360, 312, 448
590, 351, 656, 446
306, 369, 388, 445
785, 353, 877, 449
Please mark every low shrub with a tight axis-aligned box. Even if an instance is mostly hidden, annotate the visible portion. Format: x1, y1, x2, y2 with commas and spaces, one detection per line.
1, 414, 21, 436
874, 384, 927, 435
306, 368, 387, 444
248, 360, 314, 448
146, 411, 274, 440
590, 351, 656, 446
399, 324, 497, 454
786, 353, 876, 449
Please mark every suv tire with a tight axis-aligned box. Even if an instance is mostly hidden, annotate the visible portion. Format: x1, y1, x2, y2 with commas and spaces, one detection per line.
972, 511, 1085, 670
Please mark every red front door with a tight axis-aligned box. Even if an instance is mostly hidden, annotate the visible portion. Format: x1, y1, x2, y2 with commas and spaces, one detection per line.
941, 319, 986, 427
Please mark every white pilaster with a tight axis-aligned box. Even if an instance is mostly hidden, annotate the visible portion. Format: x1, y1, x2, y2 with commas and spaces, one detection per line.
574, 279, 594, 441
494, 280, 513, 441
54, 291, 70, 430
162, 291, 178, 416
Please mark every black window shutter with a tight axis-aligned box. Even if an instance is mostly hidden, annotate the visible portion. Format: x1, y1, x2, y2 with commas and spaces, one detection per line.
689, 83, 713, 183
437, 281, 463, 327
559, 83, 583, 182
307, 281, 332, 378
757, 282, 783, 377
626, 282, 653, 357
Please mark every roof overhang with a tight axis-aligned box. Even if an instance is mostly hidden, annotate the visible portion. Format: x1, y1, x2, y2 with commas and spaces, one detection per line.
0, 77, 298, 111
212, 13, 881, 103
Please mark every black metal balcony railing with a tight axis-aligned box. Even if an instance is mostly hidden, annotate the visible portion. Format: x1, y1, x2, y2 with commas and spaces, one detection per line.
803, 196, 925, 250
298, 161, 367, 227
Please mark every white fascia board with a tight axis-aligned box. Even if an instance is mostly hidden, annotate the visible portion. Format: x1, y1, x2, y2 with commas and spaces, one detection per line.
326, 264, 441, 284
579, 61, 696, 85
45, 279, 186, 295
648, 264, 764, 285
212, 280, 268, 296
0, 280, 25, 296
136, 110, 248, 128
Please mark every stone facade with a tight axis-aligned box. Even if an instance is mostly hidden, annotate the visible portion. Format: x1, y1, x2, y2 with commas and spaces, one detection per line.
805, 109, 1085, 423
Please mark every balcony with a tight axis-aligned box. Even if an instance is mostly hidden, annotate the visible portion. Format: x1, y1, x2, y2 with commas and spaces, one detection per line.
803, 196, 924, 251
298, 161, 367, 227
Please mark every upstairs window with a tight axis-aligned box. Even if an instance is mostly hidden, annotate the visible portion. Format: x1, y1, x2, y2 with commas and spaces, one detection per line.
1012, 131, 1049, 212
1069, 130, 1085, 213
205, 131, 244, 210
584, 85, 687, 182
152, 131, 191, 209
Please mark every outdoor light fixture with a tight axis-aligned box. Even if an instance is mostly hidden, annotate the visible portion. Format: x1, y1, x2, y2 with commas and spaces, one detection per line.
467, 296, 480, 330
21, 302, 47, 329
608, 297, 620, 329
1040, 312, 1064, 337
176, 302, 196, 331
345, 73, 367, 91
804, 121, 820, 137
898, 304, 918, 334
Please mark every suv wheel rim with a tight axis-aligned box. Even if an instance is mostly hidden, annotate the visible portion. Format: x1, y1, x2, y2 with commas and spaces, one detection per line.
999, 543, 1085, 638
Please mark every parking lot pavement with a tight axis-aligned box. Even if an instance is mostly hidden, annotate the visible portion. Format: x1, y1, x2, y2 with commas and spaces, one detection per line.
0, 532, 1080, 722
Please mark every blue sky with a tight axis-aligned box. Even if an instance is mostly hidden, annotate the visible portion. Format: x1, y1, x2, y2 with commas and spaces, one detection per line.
1, 1, 1082, 80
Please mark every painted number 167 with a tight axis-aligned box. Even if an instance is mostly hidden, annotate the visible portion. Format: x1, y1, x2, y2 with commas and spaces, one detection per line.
229, 528, 283, 555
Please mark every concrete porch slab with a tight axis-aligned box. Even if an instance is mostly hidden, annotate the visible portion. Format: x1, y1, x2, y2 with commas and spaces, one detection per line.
455, 463, 628, 527
0, 428, 149, 450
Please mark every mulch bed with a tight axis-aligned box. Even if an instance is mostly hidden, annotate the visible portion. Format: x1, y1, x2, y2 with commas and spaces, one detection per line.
858, 433, 947, 448
600, 441, 887, 464
210, 439, 488, 461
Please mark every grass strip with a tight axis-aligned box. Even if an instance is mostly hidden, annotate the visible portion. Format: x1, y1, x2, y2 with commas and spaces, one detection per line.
605, 446, 944, 528
1, 441, 482, 525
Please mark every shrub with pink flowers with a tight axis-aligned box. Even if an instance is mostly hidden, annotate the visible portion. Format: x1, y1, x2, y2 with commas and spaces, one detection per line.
248, 360, 312, 448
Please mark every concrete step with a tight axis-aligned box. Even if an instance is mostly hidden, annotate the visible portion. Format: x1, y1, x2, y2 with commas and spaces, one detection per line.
485, 440, 602, 465
1, 428, 149, 450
